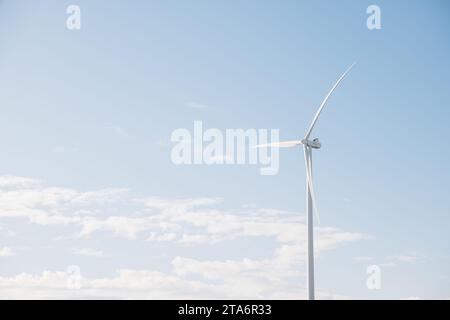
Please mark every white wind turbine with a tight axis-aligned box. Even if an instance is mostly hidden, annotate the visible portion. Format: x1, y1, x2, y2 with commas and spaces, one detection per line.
255, 63, 355, 300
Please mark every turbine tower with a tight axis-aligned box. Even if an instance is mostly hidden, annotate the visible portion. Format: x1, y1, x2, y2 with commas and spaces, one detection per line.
255, 63, 355, 300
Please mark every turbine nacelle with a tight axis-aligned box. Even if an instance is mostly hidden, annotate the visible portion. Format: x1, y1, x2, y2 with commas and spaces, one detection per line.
302, 138, 321, 149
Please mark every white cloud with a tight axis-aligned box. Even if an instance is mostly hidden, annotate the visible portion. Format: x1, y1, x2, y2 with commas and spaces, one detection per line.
179, 234, 211, 244
73, 248, 105, 257
0, 175, 41, 189
355, 256, 375, 262
0, 265, 351, 300
147, 232, 177, 242
0, 269, 218, 299
0, 175, 371, 299
356, 252, 420, 268
0, 184, 129, 227
110, 125, 136, 140
154, 140, 170, 148
0, 176, 369, 249
0, 246, 14, 257
186, 101, 209, 109
0, 224, 16, 237
52, 146, 79, 154
389, 253, 419, 263
378, 261, 396, 267
78, 216, 154, 239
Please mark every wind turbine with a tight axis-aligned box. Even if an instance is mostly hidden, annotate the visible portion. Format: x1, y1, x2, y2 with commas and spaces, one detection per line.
255, 63, 355, 300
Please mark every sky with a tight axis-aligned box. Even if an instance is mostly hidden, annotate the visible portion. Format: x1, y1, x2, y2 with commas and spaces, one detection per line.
0, 0, 449, 299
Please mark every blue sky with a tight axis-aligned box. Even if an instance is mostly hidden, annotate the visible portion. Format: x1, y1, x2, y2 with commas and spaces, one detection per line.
0, 0, 449, 299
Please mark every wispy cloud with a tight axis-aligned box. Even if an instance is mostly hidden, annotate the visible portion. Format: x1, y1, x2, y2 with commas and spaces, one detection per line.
52, 146, 80, 154
109, 125, 136, 141
0, 176, 370, 249
154, 140, 170, 148
355, 252, 420, 267
354, 256, 375, 262
73, 248, 105, 258
0, 175, 41, 189
387, 252, 419, 264
0, 264, 350, 299
185, 101, 210, 110
0, 246, 14, 257
146, 232, 177, 242
0, 175, 371, 299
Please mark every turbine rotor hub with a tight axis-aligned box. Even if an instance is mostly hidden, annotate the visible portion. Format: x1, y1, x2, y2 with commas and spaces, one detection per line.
303, 138, 321, 149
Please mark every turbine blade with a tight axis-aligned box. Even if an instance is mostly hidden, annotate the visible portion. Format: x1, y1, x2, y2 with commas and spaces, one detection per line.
304, 146, 320, 224
252, 140, 303, 148
304, 62, 356, 140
